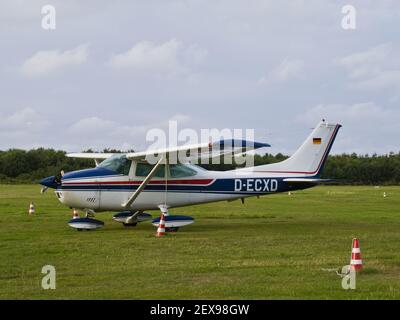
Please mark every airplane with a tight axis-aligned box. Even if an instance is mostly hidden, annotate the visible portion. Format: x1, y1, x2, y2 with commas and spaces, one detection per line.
40, 120, 341, 232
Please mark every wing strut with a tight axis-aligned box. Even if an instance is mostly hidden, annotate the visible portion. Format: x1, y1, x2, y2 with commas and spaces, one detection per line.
121, 156, 165, 208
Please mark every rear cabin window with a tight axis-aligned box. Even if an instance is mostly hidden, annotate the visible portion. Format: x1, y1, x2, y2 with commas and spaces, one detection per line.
135, 163, 197, 178
169, 164, 197, 178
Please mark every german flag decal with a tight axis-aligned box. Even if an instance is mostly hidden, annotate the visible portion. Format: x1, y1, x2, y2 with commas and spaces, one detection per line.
313, 138, 322, 145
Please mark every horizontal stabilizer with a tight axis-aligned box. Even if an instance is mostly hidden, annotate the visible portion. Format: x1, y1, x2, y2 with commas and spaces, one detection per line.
283, 178, 335, 184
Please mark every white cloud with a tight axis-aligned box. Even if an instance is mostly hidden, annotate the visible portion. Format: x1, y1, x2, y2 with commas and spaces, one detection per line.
0, 107, 50, 149
295, 102, 388, 125
68, 117, 149, 146
168, 113, 191, 123
108, 39, 207, 77
337, 43, 400, 90
67, 114, 192, 151
354, 70, 400, 91
259, 59, 304, 84
68, 117, 116, 135
338, 43, 390, 73
295, 102, 400, 154
20, 45, 88, 77
0, 107, 48, 131
68, 116, 154, 151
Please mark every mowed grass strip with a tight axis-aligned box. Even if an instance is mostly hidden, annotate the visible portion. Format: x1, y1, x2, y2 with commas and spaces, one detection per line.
0, 184, 399, 299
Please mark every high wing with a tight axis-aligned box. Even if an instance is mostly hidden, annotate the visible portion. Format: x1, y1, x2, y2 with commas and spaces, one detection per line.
66, 153, 115, 159
66, 140, 270, 164
125, 139, 270, 162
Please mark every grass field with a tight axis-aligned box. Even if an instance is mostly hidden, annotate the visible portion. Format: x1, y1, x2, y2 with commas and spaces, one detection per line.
0, 184, 399, 300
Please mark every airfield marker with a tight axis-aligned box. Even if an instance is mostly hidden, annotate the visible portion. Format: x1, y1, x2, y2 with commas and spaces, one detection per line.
350, 238, 363, 272
156, 214, 166, 237
28, 202, 35, 215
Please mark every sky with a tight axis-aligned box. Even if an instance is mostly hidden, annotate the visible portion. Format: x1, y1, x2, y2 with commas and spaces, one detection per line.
0, 0, 399, 155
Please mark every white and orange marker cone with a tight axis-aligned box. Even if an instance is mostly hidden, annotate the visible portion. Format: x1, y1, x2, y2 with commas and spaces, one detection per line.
350, 238, 363, 272
156, 213, 166, 237
28, 202, 35, 215
72, 208, 80, 219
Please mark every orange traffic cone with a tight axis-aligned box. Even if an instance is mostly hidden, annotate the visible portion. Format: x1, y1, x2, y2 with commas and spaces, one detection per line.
156, 213, 166, 237
350, 238, 362, 272
28, 202, 35, 215
72, 208, 80, 219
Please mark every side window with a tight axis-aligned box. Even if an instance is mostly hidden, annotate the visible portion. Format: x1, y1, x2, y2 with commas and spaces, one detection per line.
135, 163, 165, 178
169, 164, 197, 178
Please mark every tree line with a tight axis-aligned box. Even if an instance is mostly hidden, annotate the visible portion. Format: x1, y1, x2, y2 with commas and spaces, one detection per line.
0, 148, 399, 185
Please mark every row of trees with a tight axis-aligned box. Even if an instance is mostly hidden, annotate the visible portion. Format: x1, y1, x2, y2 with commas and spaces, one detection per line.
0, 149, 92, 183
0, 148, 399, 184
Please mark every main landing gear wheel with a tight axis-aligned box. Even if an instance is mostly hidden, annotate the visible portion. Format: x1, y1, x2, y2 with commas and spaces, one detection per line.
152, 205, 194, 233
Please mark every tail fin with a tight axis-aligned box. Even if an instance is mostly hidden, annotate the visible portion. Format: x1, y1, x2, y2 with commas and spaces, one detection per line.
257, 120, 341, 176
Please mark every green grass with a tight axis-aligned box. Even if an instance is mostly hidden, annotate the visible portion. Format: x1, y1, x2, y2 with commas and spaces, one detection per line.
0, 184, 400, 299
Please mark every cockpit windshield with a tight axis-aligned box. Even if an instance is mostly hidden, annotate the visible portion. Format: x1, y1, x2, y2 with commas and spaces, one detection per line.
98, 154, 131, 175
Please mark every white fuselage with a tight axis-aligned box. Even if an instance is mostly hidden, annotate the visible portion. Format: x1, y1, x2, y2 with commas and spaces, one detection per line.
55, 167, 300, 212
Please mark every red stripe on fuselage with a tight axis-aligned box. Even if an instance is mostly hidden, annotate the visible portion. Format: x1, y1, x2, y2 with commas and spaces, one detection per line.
62, 179, 214, 186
